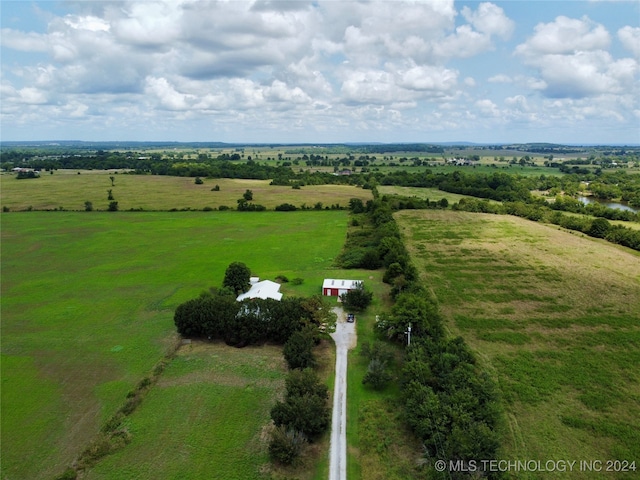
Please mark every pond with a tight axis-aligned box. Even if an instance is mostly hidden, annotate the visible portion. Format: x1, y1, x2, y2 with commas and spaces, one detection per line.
577, 195, 639, 213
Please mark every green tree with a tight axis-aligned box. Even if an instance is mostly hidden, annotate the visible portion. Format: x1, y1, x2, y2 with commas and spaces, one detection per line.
283, 327, 316, 370
84, 201, 93, 212
194, 176, 203, 184
362, 358, 392, 390
243, 189, 253, 201
222, 262, 251, 294
268, 426, 307, 465
340, 283, 373, 311
107, 201, 118, 212
589, 217, 611, 238
107, 189, 114, 201
285, 368, 328, 399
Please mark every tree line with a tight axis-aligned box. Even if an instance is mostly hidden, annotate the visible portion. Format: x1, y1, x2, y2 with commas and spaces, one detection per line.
341, 193, 503, 477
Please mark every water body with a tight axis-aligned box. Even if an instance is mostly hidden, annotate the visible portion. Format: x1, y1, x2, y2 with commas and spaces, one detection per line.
577, 195, 639, 214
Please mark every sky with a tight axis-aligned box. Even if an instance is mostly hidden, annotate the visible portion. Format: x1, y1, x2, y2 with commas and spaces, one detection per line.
1, 0, 639, 144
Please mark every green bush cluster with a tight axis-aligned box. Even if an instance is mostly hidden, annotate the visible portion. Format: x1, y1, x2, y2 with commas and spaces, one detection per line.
174, 292, 327, 347
270, 369, 330, 444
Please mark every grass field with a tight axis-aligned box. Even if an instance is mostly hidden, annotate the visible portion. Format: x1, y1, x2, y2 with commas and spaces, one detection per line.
83, 341, 288, 480
396, 210, 640, 479
378, 185, 495, 205
0, 171, 372, 212
1, 210, 353, 479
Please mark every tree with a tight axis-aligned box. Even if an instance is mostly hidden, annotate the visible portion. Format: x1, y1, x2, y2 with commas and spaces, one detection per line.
268, 426, 307, 465
107, 189, 114, 201
107, 201, 119, 212
84, 201, 93, 212
362, 358, 392, 390
243, 189, 253, 201
109, 176, 115, 186
283, 327, 316, 370
589, 217, 611, 238
223, 262, 251, 294
194, 176, 203, 184
340, 283, 373, 311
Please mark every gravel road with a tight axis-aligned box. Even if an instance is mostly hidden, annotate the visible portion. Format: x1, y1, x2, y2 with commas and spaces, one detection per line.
329, 307, 357, 480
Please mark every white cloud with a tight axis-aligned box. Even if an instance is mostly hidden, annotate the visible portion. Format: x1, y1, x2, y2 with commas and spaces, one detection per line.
461, 2, 514, 38
516, 16, 610, 57
476, 98, 500, 116
0, 29, 49, 52
618, 26, 640, 57
63, 15, 110, 32
515, 16, 638, 100
144, 77, 193, 111
489, 74, 512, 83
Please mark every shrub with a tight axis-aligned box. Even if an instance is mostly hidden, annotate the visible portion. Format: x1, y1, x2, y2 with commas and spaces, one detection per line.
268, 426, 307, 465
194, 176, 203, 184
291, 277, 304, 285
275, 203, 297, 211
211, 185, 220, 191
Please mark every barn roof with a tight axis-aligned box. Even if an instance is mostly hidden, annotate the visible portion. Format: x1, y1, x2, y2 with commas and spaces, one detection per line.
322, 279, 362, 289
236, 280, 282, 302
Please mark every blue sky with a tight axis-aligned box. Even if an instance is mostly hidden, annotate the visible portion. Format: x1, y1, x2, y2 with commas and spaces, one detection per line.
1, 0, 639, 144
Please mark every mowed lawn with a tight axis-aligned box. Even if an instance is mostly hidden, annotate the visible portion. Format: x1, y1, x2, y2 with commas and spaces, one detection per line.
1, 210, 349, 480
0, 171, 372, 211
396, 210, 640, 479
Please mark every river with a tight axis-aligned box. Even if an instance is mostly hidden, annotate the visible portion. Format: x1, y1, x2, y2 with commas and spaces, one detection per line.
577, 196, 639, 214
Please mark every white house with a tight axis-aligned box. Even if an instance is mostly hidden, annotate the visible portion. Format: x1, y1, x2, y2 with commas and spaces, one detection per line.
236, 279, 282, 302
322, 279, 362, 297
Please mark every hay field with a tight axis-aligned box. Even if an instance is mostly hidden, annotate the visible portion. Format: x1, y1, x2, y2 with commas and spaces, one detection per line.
1, 210, 349, 479
0, 171, 372, 211
396, 210, 640, 479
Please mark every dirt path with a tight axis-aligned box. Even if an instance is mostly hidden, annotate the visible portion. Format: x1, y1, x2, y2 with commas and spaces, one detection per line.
329, 307, 357, 480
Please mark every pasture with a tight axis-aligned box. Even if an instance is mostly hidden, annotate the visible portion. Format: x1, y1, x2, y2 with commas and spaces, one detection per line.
396, 210, 640, 478
1, 210, 353, 479
0, 171, 372, 212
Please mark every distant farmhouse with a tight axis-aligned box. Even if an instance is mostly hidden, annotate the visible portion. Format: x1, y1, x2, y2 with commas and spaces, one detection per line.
322, 279, 362, 297
236, 277, 282, 302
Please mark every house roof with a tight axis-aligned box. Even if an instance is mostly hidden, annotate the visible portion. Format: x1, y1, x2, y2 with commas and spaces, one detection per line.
322, 279, 361, 289
236, 280, 282, 302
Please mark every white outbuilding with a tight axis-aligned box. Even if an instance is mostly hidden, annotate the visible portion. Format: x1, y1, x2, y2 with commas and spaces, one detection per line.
236, 279, 283, 302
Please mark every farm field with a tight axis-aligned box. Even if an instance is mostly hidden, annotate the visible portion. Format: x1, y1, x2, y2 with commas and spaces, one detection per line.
396, 210, 640, 479
378, 185, 492, 205
0, 171, 372, 212
1, 210, 354, 480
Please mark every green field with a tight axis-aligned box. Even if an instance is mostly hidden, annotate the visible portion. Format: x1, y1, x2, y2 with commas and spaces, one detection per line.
396, 210, 640, 479
0, 171, 372, 212
84, 341, 288, 480
1, 211, 353, 479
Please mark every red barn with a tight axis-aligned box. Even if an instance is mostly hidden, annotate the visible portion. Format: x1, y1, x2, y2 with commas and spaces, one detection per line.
322, 279, 362, 297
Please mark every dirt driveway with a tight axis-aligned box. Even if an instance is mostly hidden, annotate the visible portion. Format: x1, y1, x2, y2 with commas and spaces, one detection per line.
329, 307, 357, 480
